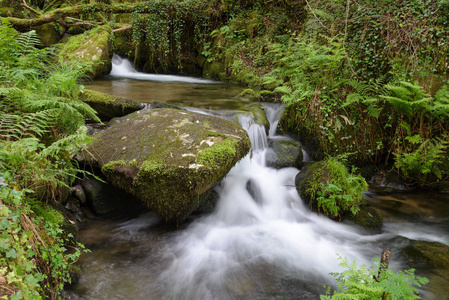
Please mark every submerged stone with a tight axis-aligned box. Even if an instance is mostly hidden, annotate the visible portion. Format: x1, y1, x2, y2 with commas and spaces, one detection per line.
83, 108, 251, 223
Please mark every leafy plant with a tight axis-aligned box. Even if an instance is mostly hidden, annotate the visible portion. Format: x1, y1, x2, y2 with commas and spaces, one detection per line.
321, 255, 429, 300
304, 157, 367, 219
0, 172, 88, 299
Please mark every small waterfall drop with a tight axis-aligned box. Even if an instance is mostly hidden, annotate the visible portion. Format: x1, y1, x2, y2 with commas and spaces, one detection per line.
109, 54, 218, 84
262, 103, 285, 137
152, 110, 382, 300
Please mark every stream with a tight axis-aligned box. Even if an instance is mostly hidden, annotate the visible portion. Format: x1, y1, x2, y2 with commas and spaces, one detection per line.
66, 55, 449, 299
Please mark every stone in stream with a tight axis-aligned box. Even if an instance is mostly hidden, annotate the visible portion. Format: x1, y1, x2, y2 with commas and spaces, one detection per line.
80, 89, 144, 121
266, 137, 303, 169
83, 108, 251, 224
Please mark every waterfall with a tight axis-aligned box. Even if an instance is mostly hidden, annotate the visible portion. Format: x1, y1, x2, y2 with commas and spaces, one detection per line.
153, 109, 381, 300
109, 54, 218, 84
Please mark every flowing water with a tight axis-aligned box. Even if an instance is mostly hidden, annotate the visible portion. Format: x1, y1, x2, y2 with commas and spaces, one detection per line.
67, 56, 449, 299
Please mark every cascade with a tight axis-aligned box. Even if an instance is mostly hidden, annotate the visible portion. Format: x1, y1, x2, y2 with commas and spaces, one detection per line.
109, 54, 217, 84
67, 57, 449, 300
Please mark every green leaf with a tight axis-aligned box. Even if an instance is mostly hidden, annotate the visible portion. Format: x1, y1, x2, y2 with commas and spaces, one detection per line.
6, 248, 17, 259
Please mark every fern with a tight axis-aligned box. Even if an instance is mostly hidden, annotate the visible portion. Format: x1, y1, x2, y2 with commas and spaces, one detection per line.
321, 256, 428, 300
16, 30, 42, 54
394, 137, 449, 181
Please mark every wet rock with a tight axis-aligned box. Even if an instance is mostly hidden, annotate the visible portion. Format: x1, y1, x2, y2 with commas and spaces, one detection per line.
344, 206, 383, 231
65, 197, 81, 214
70, 184, 86, 204
413, 241, 449, 299
82, 108, 251, 224
80, 89, 144, 121
150, 100, 184, 110
81, 176, 137, 215
266, 137, 303, 169
58, 25, 113, 78
246, 179, 262, 205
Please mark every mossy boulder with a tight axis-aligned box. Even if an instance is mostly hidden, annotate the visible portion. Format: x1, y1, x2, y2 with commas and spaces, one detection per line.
266, 137, 303, 169
80, 89, 143, 121
344, 206, 383, 231
295, 157, 368, 221
83, 108, 251, 223
413, 241, 449, 299
35, 23, 61, 48
58, 25, 113, 78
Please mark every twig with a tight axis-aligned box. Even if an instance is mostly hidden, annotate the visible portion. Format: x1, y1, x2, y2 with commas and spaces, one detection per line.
21, 0, 42, 16
113, 24, 132, 33
304, 0, 330, 32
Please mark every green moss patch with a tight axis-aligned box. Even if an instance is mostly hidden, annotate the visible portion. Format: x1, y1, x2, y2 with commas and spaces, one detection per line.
80, 89, 143, 121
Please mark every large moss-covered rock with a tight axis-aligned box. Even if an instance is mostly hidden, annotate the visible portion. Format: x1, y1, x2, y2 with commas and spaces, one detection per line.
58, 25, 113, 78
84, 108, 251, 223
35, 23, 61, 48
80, 89, 143, 121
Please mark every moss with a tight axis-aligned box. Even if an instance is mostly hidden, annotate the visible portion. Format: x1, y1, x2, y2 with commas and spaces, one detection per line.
0, 7, 14, 17
35, 23, 61, 48
58, 25, 113, 78
297, 157, 368, 220
80, 89, 143, 121
237, 88, 258, 101
198, 139, 237, 172
414, 241, 449, 299
31, 203, 64, 226
202, 61, 225, 80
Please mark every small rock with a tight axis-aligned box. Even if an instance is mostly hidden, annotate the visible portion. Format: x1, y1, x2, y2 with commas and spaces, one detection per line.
71, 184, 86, 204
65, 197, 81, 214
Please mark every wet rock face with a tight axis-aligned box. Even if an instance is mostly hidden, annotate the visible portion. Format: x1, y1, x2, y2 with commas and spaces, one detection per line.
266, 138, 303, 169
83, 108, 251, 224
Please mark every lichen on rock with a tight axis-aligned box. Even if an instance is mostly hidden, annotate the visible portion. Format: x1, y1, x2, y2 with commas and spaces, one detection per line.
83, 108, 251, 223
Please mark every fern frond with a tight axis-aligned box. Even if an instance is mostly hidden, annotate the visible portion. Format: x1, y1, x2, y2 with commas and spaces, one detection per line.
16, 30, 42, 54
40, 129, 91, 160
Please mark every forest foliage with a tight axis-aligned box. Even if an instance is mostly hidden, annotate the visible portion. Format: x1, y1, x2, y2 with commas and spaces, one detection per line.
0, 19, 93, 298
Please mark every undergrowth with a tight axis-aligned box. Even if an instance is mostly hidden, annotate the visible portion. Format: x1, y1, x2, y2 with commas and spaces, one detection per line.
0, 18, 94, 298
321, 256, 429, 300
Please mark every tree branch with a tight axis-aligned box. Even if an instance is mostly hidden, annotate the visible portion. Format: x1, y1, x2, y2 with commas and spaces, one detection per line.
6, 3, 137, 30
21, 0, 42, 17
113, 24, 132, 33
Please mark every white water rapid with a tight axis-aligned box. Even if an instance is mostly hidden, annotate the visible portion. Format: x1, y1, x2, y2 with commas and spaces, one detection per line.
109, 54, 217, 84
150, 108, 388, 299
